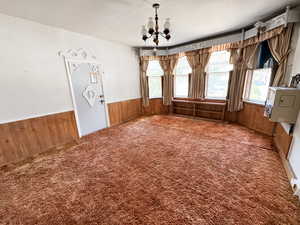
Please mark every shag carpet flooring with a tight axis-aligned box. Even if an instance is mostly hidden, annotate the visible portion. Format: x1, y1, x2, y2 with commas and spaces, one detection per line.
0, 115, 299, 225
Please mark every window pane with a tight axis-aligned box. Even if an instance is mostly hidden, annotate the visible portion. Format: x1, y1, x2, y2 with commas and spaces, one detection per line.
149, 76, 162, 98
147, 60, 164, 76
174, 56, 192, 75
249, 68, 272, 103
175, 75, 189, 97
206, 72, 230, 98
206, 51, 233, 73
206, 51, 232, 99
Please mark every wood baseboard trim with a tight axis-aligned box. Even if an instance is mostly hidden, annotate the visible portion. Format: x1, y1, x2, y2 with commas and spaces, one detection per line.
274, 142, 296, 183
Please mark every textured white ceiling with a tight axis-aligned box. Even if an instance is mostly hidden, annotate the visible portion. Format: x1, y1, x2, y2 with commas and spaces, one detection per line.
0, 0, 298, 47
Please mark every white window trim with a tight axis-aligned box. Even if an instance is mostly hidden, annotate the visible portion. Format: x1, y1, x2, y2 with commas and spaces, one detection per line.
243, 68, 272, 105
148, 75, 163, 99
147, 60, 164, 99
205, 71, 231, 100
174, 74, 189, 98
205, 50, 232, 100
205, 96, 227, 100
243, 99, 266, 106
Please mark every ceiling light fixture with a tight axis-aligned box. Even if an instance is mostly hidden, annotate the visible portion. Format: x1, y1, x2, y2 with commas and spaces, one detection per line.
141, 3, 171, 46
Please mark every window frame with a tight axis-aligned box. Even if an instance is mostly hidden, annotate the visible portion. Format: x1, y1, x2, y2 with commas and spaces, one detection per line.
243, 40, 276, 105
205, 50, 232, 100
147, 76, 164, 99
205, 71, 231, 100
174, 74, 190, 98
146, 60, 164, 99
173, 56, 192, 98
243, 68, 273, 105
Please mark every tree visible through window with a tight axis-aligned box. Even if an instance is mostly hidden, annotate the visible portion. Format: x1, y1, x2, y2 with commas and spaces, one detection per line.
205, 51, 233, 99
247, 68, 272, 103
174, 56, 191, 97
147, 60, 164, 98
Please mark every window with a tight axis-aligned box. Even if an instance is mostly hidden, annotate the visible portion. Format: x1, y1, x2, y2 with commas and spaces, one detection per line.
147, 60, 164, 98
244, 41, 275, 104
205, 51, 233, 99
245, 68, 272, 104
174, 56, 192, 97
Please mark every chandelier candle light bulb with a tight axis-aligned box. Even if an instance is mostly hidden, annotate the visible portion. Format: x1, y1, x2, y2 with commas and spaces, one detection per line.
164, 18, 170, 33
141, 3, 171, 46
141, 25, 147, 36
148, 17, 154, 33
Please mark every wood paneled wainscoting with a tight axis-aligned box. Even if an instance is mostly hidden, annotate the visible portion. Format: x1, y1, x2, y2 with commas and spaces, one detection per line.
107, 98, 169, 126
273, 123, 295, 181
171, 99, 275, 136
143, 98, 169, 116
108, 98, 142, 126
0, 99, 279, 167
0, 111, 78, 167
273, 123, 293, 158
237, 102, 276, 136
0, 98, 166, 166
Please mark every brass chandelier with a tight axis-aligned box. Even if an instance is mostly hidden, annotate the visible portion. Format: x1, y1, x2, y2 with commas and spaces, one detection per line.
141, 3, 171, 46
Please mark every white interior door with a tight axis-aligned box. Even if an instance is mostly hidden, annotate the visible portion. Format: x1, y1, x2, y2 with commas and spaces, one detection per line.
67, 61, 108, 137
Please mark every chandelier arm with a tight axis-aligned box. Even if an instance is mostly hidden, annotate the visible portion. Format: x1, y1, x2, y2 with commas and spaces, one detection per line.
159, 32, 167, 38
143, 33, 154, 41
159, 32, 170, 41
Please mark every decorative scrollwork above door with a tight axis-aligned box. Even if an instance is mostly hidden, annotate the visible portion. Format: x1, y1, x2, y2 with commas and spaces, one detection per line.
58, 48, 97, 62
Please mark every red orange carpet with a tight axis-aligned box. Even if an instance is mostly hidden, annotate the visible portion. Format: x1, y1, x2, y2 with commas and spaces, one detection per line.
0, 115, 299, 225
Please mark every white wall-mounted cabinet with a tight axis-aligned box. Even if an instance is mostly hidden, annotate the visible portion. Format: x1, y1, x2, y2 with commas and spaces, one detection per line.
264, 87, 300, 123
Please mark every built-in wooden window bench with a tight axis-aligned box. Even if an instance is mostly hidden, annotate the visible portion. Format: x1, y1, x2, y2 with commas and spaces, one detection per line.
171, 99, 226, 121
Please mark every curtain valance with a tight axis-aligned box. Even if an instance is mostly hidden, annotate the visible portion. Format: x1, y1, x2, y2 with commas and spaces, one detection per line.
140, 25, 288, 62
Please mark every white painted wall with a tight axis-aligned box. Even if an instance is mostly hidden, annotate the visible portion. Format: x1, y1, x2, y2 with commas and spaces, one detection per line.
0, 13, 140, 124
289, 24, 300, 179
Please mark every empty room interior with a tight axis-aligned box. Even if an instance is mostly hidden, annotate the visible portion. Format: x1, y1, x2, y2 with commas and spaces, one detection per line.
1, 0, 300, 224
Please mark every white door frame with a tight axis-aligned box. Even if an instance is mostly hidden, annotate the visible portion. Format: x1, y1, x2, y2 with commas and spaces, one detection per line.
59, 48, 110, 137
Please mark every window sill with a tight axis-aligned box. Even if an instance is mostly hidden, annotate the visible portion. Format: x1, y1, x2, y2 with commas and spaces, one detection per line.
173, 97, 226, 101
174, 96, 188, 98
243, 100, 265, 106
205, 97, 227, 101
149, 97, 163, 100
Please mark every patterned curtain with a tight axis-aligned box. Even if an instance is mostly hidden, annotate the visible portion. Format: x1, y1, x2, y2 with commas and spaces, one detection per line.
227, 48, 241, 112
187, 49, 211, 99
268, 24, 293, 86
140, 59, 149, 106
227, 44, 258, 112
159, 56, 178, 105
